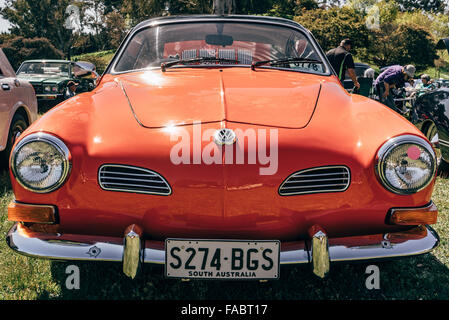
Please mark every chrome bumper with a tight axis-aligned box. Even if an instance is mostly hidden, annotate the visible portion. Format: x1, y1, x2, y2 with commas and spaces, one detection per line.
6, 223, 439, 276
36, 94, 63, 100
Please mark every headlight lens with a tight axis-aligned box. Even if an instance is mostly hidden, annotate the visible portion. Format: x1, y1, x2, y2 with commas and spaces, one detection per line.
11, 133, 71, 193
376, 135, 436, 194
44, 86, 58, 93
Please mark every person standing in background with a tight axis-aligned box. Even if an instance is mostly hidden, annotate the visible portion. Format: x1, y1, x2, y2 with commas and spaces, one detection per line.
374, 65, 415, 108
64, 81, 78, 100
326, 39, 360, 90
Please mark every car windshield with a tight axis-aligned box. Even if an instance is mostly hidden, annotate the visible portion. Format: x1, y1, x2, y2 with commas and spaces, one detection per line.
17, 62, 70, 77
113, 21, 328, 74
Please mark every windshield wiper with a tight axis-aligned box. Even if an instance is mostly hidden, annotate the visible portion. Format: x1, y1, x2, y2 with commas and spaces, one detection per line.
161, 57, 240, 72
251, 57, 323, 70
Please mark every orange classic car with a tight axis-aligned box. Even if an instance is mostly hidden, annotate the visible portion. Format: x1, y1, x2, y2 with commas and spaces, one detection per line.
6, 15, 440, 280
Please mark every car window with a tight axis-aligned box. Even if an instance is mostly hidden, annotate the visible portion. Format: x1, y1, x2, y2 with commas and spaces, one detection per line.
345, 66, 368, 79
17, 62, 70, 77
114, 22, 328, 74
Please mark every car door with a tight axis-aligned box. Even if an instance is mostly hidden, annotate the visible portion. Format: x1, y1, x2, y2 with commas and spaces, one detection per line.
0, 50, 18, 151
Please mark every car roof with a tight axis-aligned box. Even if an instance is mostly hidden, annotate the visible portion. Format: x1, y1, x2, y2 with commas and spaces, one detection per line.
354, 63, 371, 68
21, 60, 71, 64
133, 14, 308, 33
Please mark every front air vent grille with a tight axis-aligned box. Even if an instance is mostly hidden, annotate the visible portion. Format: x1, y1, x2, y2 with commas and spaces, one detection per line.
279, 166, 350, 196
98, 164, 172, 196
32, 84, 43, 94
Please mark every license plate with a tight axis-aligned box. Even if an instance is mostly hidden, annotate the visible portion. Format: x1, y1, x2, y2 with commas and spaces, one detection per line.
165, 239, 280, 280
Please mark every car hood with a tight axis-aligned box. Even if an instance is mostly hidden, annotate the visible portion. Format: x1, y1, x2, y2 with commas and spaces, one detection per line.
118, 68, 324, 129
17, 74, 66, 84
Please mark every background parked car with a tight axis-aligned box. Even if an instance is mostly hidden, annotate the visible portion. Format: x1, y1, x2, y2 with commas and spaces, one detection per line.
411, 88, 449, 177
0, 49, 37, 167
16, 60, 98, 108
343, 62, 376, 90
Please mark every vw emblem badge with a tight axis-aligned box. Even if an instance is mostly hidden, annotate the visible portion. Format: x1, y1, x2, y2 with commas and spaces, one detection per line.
214, 128, 236, 146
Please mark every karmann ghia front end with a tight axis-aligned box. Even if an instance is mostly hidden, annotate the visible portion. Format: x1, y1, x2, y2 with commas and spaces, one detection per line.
6, 16, 439, 280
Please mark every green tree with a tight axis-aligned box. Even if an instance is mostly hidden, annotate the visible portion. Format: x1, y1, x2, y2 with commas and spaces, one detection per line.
370, 23, 437, 71
104, 9, 127, 49
0, 36, 64, 70
395, 0, 446, 13
121, 0, 165, 25
103, 0, 123, 13
0, 0, 79, 54
296, 6, 372, 60
170, 0, 212, 14
235, 0, 275, 14
268, 0, 318, 18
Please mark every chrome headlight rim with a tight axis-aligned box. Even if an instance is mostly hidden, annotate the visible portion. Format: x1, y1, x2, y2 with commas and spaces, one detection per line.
10, 132, 71, 193
375, 134, 436, 195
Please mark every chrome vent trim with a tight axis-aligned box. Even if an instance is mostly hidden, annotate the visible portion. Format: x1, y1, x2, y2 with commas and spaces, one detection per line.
279, 166, 350, 196
98, 164, 172, 196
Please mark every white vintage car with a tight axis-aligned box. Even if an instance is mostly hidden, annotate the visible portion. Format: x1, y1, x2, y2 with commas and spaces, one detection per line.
0, 49, 38, 166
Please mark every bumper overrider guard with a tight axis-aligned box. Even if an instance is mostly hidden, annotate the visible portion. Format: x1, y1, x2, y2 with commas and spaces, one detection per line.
6, 202, 440, 279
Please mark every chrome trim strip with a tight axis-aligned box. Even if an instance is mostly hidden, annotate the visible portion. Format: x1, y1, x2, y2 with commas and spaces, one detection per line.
278, 166, 350, 196
10, 132, 72, 194
100, 177, 164, 183
6, 223, 439, 267
281, 183, 348, 190
288, 172, 349, 178
439, 139, 449, 147
98, 164, 172, 196
284, 177, 348, 183
102, 182, 169, 189
100, 171, 158, 177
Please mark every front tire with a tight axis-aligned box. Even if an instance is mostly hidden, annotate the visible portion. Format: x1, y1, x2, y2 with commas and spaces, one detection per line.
0, 113, 28, 168
438, 159, 449, 178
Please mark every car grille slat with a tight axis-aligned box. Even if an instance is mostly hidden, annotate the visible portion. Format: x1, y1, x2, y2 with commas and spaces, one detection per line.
281, 183, 348, 190
283, 177, 347, 183
102, 182, 170, 189
103, 171, 158, 177
279, 166, 350, 196
101, 176, 167, 184
32, 84, 43, 94
98, 165, 172, 195
291, 172, 348, 178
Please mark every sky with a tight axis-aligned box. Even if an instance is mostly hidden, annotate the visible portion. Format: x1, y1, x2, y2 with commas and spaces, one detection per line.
0, 0, 11, 33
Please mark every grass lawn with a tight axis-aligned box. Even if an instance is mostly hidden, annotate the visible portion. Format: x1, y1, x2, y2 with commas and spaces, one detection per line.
71, 50, 115, 75
0, 168, 448, 300
421, 66, 449, 80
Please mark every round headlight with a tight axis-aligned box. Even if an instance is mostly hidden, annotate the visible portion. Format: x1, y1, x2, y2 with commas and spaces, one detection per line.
376, 135, 436, 194
44, 86, 51, 92
11, 133, 71, 193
